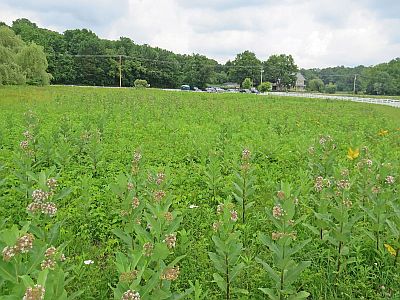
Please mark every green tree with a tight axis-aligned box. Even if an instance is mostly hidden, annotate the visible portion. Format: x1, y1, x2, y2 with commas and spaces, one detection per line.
361, 59, 399, 95
324, 82, 337, 94
0, 25, 25, 51
228, 50, 261, 86
0, 26, 25, 85
242, 77, 253, 89
181, 54, 216, 89
258, 81, 272, 93
263, 54, 298, 89
16, 43, 51, 85
307, 78, 325, 92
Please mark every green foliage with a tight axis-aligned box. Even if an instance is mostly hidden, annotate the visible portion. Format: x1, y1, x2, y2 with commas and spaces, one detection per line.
361, 58, 400, 95
208, 201, 246, 299
16, 43, 51, 85
263, 54, 298, 89
0, 25, 50, 86
0, 86, 399, 299
182, 54, 216, 89
324, 82, 337, 94
7, 18, 400, 95
133, 79, 148, 88
241, 78, 253, 89
257, 183, 311, 300
112, 155, 185, 299
307, 78, 324, 92
204, 152, 223, 203
0, 26, 25, 51
258, 81, 272, 93
232, 149, 256, 223
228, 51, 261, 86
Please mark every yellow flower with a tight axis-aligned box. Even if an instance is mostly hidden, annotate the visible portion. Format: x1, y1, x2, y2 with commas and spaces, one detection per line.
379, 129, 389, 136
347, 148, 359, 160
384, 244, 396, 256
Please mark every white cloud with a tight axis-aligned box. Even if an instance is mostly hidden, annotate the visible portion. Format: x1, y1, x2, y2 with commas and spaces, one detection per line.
0, 0, 399, 68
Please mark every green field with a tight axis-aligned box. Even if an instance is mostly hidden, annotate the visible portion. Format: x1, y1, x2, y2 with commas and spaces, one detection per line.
0, 86, 399, 299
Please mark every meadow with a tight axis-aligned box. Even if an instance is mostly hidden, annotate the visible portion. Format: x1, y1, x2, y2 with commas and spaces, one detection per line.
0, 86, 399, 299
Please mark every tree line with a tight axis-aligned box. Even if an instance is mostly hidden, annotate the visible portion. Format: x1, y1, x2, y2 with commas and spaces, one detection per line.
0, 18, 399, 95
302, 61, 400, 95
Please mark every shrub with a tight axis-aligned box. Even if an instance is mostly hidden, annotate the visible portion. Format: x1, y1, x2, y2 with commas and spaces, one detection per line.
134, 79, 148, 88
307, 78, 324, 92
324, 82, 337, 94
258, 82, 272, 93
241, 78, 252, 89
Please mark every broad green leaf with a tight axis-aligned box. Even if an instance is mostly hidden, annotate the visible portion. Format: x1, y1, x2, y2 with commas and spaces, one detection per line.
153, 242, 169, 261
259, 288, 279, 300
19, 275, 34, 288
255, 258, 279, 283
37, 269, 49, 286
112, 228, 133, 249
287, 239, 311, 257
284, 261, 311, 285
288, 291, 310, 299
212, 273, 226, 293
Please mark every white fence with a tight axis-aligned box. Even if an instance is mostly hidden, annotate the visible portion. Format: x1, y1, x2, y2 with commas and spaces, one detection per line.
265, 92, 400, 108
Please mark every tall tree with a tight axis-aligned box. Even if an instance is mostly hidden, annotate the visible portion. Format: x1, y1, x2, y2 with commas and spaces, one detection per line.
263, 54, 298, 89
16, 42, 51, 85
228, 50, 261, 85
182, 54, 216, 89
0, 26, 50, 86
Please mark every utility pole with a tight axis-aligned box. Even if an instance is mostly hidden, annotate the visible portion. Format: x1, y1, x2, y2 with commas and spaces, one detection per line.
260, 68, 264, 84
119, 55, 122, 88
353, 74, 357, 94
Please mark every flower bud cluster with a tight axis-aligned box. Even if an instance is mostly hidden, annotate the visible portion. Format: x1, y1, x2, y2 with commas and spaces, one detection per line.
230, 210, 238, 222
132, 197, 140, 209
154, 190, 166, 202
122, 290, 141, 300
156, 173, 165, 185
40, 246, 65, 270
131, 151, 142, 174
276, 190, 285, 200
242, 148, 251, 161
272, 231, 297, 240
241, 148, 251, 171
46, 178, 58, 190
314, 176, 331, 192
212, 221, 222, 231
385, 175, 395, 185
336, 179, 350, 190
216, 203, 224, 215
272, 205, 284, 219
164, 211, 173, 222
143, 242, 154, 257
342, 199, 353, 208
23, 284, 45, 300
318, 135, 333, 146
163, 233, 177, 249
160, 266, 180, 281
27, 183, 58, 217
119, 270, 139, 283
20, 129, 35, 156
2, 234, 35, 261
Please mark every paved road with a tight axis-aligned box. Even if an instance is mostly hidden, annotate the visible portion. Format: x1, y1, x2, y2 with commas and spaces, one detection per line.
264, 92, 400, 108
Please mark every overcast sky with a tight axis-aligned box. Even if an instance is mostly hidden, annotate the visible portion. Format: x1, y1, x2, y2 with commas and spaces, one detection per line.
1, 0, 399, 68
